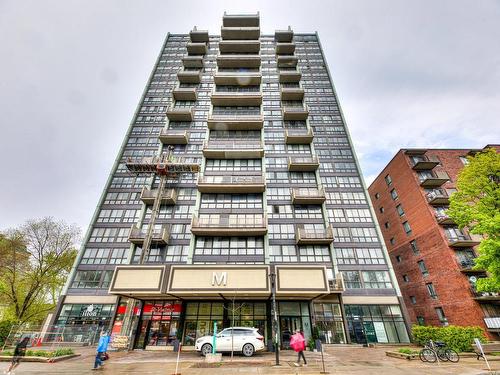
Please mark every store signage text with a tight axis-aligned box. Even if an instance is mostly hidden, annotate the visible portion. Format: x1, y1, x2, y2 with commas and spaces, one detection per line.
211, 272, 227, 286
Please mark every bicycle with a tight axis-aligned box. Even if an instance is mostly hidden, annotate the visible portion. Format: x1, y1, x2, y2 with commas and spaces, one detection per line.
419, 340, 460, 363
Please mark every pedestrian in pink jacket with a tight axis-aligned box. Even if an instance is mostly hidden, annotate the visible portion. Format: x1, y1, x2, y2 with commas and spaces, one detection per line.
290, 330, 307, 366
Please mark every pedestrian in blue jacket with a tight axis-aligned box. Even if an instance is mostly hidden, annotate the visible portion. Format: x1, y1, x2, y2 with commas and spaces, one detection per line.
92, 331, 110, 370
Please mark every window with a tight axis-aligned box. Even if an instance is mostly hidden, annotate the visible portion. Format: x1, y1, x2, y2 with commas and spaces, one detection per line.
379, 207, 385, 213
426, 283, 438, 299
374, 193, 380, 199
362, 271, 392, 289
390, 237, 396, 245
410, 296, 416, 304
418, 260, 429, 277
396, 204, 405, 216
342, 271, 361, 288
403, 274, 409, 282
71, 271, 102, 289
390, 189, 398, 200
384, 174, 392, 186
435, 307, 447, 324
403, 221, 412, 235
410, 240, 420, 255
395, 255, 402, 262
384, 222, 390, 229
459, 156, 469, 165
417, 316, 425, 325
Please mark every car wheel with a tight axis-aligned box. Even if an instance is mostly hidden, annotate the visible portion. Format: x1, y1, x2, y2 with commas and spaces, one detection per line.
201, 343, 213, 356
242, 343, 254, 357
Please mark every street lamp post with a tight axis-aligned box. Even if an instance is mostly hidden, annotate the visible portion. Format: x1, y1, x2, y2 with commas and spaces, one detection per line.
269, 272, 280, 366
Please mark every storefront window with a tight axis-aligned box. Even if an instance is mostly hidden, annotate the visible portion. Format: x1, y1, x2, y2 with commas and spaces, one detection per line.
344, 304, 409, 344
313, 303, 346, 344
135, 300, 182, 348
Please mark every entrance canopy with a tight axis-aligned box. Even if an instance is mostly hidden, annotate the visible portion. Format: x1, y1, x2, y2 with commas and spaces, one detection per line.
109, 264, 339, 299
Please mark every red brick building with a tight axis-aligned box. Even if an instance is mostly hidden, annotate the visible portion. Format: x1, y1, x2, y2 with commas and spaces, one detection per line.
368, 145, 499, 339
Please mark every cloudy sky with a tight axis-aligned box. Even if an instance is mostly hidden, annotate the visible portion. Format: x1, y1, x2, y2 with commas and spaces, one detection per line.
0, 0, 499, 232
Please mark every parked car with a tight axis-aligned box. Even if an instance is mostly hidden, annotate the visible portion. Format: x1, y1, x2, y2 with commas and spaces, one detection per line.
195, 327, 265, 357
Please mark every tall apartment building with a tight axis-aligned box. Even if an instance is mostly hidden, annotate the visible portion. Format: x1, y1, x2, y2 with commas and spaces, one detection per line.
368, 145, 500, 340
52, 12, 410, 349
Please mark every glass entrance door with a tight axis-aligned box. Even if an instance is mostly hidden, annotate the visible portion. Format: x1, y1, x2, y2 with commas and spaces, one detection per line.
280, 316, 302, 349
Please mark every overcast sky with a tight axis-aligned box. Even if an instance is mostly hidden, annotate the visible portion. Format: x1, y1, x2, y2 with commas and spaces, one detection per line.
0, 0, 499, 232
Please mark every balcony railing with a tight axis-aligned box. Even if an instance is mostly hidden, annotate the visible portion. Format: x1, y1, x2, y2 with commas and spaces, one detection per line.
276, 42, 296, 54
159, 129, 188, 145
189, 28, 209, 43
277, 55, 299, 68
197, 175, 266, 193
471, 288, 500, 301
435, 213, 454, 225
484, 317, 500, 329
166, 106, 194, 121
140, 187, 177, 205
447, 234, 481, 247
282, 105, 309, 121
411, 155, 440, 170
279, 69, 301, 83
211, 90, 262, 106
426, 189, 450, 205
203, 140, 264, 159
128, 225, 169, 245
219, 40, 260, 53
223, 13, 260, 27
221, 26, 260, 40
275, 28, 294, 43
191, 214, 267, 236
285, 128, 313, 144
182, 56, 204, 68
186, 42, 207, 55
281, 86, 305, 101
177, 69, 201, 83
291, 187, 326, 205
217, 54, 261, 68
288, 156, 320, 171
296, 226, 334, 245
172, 86, 197, 101
328, 275, 344, 292
214, 70, 262, 85
207, 114, 263, 130
419, 171, 450, 187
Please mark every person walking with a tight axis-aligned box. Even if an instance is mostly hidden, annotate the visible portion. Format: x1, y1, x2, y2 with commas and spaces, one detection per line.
290, 329, 307, 367
4, 337, 30, 374
92, 331, 110, 371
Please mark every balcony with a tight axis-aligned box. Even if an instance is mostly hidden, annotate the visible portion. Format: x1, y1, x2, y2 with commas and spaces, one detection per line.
197, 175, 266, 193
282, 105, 309, 121
276, 42, 295, 54
140, 187, 177, 205
448, 234, 481, 247
217, 54, 261, 68
458, 259, 484, 273
435, 213, 454, 225
296, 226, 334, 245
191, 214, 267, 236
328, 276, 345, 292
189, 28, 209, 43
426, 189, 450, 205
177, 69, 201, 83
281, 86, 304, 101
207, 114, 263, 130
186, 42, 207, 55
223, 13, 259, 27
211, 90, 262, 106
411, 155, 440, 170
221, 27, 260, 40
277, 55, 298, 68
128, 225, 169, 245
419, 171, 450, 187
288, 156, 320, 171
279, 70, 301, 83
484, 317, 500, 330
166, 106, 194, 121
172, 87, 197, 101
203, 140, 264, 159
159, 129, 188, 145
275, 28, 294, 43
214, 70, 262, 85
219, 40, 260, 53
182, 56, 203, 68
291, 187, 326, 205
285, 128, 314, 144
471, 289, 500, 302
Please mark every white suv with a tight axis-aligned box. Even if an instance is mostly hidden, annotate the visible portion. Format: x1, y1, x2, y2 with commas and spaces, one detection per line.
195, 327, 265, 357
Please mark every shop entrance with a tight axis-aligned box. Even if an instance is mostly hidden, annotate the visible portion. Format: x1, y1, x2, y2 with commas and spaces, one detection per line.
279, 316, 302, 349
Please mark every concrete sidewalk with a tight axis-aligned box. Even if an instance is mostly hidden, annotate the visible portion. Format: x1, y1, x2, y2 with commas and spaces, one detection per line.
2, 345, 498, 374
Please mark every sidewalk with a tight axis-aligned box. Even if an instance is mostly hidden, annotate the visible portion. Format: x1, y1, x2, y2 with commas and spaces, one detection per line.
2, 345, 498, 374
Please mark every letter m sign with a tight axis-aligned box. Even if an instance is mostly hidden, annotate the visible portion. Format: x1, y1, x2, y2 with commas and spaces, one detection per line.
212, 272, 227, 286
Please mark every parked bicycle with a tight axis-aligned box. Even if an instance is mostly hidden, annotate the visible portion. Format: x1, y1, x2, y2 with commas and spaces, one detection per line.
419, 340, 459, 363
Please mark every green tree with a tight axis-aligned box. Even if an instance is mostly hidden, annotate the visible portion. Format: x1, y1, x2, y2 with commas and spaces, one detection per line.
0, 218, 80, 325
447, 148, 500, 292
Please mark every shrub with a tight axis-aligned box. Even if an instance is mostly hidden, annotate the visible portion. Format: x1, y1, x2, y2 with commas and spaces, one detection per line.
412, 325, 486, 352
50, 348, 74, 357
0, 350, 13, 356
0, 321, 14, 347
398, 348, 416, 355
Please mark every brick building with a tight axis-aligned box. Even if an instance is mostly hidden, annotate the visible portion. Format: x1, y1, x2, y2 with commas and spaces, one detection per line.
368, 145, 499, 339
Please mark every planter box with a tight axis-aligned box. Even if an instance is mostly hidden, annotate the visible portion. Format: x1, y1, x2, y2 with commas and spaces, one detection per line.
386, 351, 418, 360
0, 354, 80, 363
